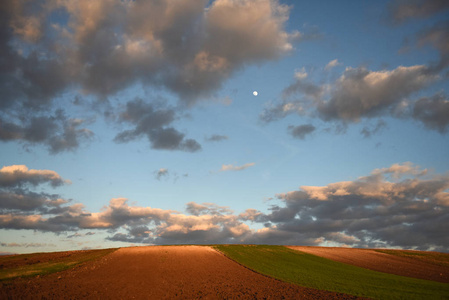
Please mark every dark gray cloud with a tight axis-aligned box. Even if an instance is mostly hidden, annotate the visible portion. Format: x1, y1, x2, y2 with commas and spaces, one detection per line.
67, 232, 95, 238
413, 93, 449, 133
360, 120, 387, 138
186, 202, 234, 216
260, 100, 305, 123
1, 0, 297, 105
245, 163, 449, 251
417, 21, 449, 72
154, 168, 169, 181
260, 71, 321, 123
389, 0, 449, 24
114, 98, 201, 152
264, 65, 437, 124
0, 190, 66, 213
0, 2, 72, 112
0, 111, 93, 154
154, 168, 188, 183
287, 124, 315, 139
107, 232, 151, 244
316, 66, 435, 122
204, 134, 228, 142
1, 0, 300, 153
262, 64, 443, 135
282, 71, 324, 100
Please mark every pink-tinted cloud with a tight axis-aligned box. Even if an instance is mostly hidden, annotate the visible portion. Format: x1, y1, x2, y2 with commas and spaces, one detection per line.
0, 165, 70, 188
1, 163, 448, 251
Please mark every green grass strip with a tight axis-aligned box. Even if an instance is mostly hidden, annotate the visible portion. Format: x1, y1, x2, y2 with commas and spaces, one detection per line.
0, 248, 117, 281
215, 245, 449, 300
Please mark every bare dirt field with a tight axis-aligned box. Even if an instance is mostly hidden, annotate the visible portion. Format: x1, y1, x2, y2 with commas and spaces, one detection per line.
0, 246, 362, 299
288, 246, 449, 283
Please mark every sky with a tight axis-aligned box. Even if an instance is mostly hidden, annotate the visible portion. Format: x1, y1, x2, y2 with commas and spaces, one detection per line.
1, 0, 449, 254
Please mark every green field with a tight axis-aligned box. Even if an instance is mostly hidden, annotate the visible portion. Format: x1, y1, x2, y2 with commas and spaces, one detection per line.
215, 245, 449, 299
0, 248, 117, 281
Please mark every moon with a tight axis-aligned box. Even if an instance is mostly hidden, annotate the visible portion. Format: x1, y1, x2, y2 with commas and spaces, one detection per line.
253, 91, 258, 96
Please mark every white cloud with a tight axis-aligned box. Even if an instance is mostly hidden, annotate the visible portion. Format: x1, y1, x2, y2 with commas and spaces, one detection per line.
220, 163, 255, 172
324, 59, 341, 70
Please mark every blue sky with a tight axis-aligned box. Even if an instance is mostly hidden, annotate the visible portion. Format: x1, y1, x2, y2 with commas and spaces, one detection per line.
1, 0, 449, 254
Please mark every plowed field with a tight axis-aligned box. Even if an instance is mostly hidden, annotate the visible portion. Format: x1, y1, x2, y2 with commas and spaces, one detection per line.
288, 246, 449, 283
1, 246, 361, 299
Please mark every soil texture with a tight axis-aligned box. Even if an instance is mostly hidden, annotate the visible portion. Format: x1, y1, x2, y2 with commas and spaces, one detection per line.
1, 246, 362, 299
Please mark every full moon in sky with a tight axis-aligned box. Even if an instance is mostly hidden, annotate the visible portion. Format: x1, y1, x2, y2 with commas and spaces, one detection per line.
253, 91, 258, 96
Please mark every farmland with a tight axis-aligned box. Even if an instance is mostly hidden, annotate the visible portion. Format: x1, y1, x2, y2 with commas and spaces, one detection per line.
1, 245, 448, 299
216, 245, 449, 299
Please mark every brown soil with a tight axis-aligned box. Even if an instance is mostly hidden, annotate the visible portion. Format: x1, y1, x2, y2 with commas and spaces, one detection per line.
288, 246, 449, 283
0, 245, 363, 299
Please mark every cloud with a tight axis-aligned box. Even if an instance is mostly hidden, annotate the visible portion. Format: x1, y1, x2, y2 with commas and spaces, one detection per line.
205, 134, 228, 142
262, 64, 444, 135
220, 163, 255, 172
264, 64, 437, 123
282, 70, 325, 100
371, 161, 428, 179
0, 111, 94, 154
360, 120, 387, 138
0, 190, 68, 213
0, 242, 56, 248
259, 69, 322, 123
287, 124, 315, 139
416, 21, 449, 72
260, 100, 306, 123
102, 200, 251, 245
1, 178, 251, 244
389, 0, 449, 24
1, 0, 298, 106
67, 232, 95, 238
413, 93, 449, 133
391, 2, 449, 72
66, 233, 83, 238
154, 168, 188, 183
186, 202, 233, 216
0, 164, 72, 232
114, 98, 201, 152
251, 162, 449, 251
238, 208, 267, 223
1, 163, 448, 250
0, 165, 70, 188
317, 65, 436, 122
0, 0, 302, 153
325, 59, 341, 70
0, 214, 68, 231
154, 168, 169, 180
0, 0, 71, 112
